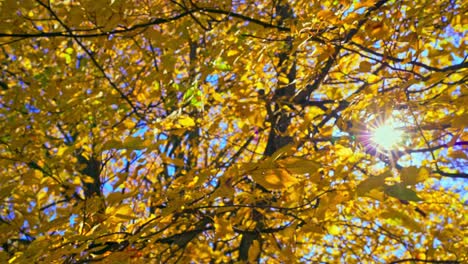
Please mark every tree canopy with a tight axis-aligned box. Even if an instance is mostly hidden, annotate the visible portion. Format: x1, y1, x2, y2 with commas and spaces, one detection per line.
0, 0, 467, 263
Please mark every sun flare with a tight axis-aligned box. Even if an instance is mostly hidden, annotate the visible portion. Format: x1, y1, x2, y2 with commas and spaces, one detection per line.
370, 120, 403, 150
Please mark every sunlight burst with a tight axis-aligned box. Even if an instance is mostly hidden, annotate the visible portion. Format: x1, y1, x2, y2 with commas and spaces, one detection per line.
370, 120, 403, 150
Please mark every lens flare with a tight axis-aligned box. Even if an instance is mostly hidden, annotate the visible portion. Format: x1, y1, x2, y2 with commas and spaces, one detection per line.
370, 120, 403, 150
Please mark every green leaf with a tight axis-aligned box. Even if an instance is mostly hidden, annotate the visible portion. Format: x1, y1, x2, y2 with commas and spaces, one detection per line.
213, 58, 231, 71
183, 81, 203, 108
356, 171, 391, 196
384, 183, 423, 201
0, 135, 10, 143
400, 166, 429, 185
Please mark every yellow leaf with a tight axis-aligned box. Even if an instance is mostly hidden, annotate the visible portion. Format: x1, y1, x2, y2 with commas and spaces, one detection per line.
270, 144, 296, 161
335, 145, 353, 160
301, 223, 325, 234
57, 146, 69, 157
317, 9, 335, 20
380, 208, 423, 232
277, 157, 321, 175
82, 175, 96, 184
364, 189, 385, 201
227, 50, 239, 57
328, 225, 340, 235
358, 61, 372, 72
108, 204, 136, 221
23, 171, 41, 185
251, 168, 298, 190
452, 115, 468, 129
367, 74, 380, 83
281, 222, 297, 239
214, 216, 234, 240
354, 0, 377, 9
426, 72, 446, 85
106, 192, 126, 204
368, 22, 390, 39
333, 190, 353, 204
417, 167, 429, 182
179, 115, 196, 127
278, 75, 289, 84
448, 149, 468, 160
8, 255, 19, 264
212, 92, 224, 103
161, 154, 186, 167
248, 240, 261, 263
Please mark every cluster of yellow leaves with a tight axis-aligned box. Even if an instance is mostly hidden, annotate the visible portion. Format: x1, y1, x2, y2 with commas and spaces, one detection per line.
0, 0, 467, 263
241, 145, 321, 190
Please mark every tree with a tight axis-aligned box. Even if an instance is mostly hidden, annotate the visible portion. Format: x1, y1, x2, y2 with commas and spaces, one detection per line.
0, 0, 467, 263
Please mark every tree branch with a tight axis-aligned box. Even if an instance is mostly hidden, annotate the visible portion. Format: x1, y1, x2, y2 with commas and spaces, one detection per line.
0, 6, 289, 41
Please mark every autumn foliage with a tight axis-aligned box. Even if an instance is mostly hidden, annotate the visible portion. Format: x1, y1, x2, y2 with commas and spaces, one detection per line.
0, 0, 467, 263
